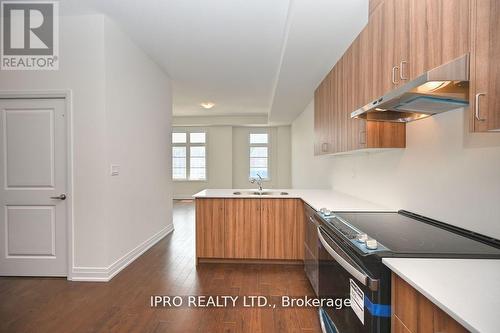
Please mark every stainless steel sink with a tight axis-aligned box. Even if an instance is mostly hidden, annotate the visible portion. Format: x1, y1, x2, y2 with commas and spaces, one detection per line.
232, 191, 289, 196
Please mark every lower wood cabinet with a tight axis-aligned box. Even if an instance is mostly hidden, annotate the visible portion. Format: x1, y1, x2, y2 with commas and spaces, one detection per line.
195, 198, 305, 261
261, 199, 304, 260
392, 273, 468, 333
195, 198, 225, 258
224, 198, 260, 259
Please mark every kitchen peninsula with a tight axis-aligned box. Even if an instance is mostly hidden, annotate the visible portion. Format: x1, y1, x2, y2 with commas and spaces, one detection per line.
193, 189, 388, 263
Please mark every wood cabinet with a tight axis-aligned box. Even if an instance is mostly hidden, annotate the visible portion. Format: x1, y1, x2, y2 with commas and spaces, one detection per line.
195, 198, 225, 258
392, 273, 468, 333
314, 0, 407, 156
409, 0, 470, 80
224, 199, 261, 259
196, 198, 304, 261
361, 2, 385, 103
315, 60, 344, 155
383, 0, 411, 90
261, 199, 304, 260
369, 0, 384, 16
470, 0, 500, 132
343, 37, 367, 151
359, 0, 410, 103
314, 69, 333, 154
314, 0, 500, 153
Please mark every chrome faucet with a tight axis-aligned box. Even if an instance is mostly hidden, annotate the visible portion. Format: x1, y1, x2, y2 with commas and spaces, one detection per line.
250, 173, 264, 192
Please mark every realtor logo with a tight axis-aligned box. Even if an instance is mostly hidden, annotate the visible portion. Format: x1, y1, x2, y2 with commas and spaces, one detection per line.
1, 1, 59, 70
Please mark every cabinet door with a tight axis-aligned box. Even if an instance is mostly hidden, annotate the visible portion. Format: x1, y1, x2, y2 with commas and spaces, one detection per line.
196, 199, 225, 258
392, 273, 418, 332
343, 37, 367, 151
314, 72, 333, 154
471, 0, 500, 132
224, 199, 261, 259
294, 199, 305, 260
433, 307, 468, 333
361, 3, 385, 103
383, 0, 411, 90
261, 199, 303, 260
392, 316, 412, 333
409, 0, 470, 80
329, 57, 344, 153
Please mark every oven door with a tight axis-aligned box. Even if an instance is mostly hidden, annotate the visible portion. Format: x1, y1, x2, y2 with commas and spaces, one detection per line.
317, 225, 390, 333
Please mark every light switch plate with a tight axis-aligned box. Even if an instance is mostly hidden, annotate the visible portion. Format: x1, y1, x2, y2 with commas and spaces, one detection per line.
110, 164, 120, 176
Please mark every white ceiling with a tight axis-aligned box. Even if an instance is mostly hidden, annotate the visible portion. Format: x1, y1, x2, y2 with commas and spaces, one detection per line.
61, 0, 368, 124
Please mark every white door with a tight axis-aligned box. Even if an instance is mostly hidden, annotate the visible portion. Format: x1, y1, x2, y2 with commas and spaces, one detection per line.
0, 98, 67, 276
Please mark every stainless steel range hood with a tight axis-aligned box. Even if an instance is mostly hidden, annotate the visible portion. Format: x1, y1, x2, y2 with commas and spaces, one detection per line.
351, 54, 470, 122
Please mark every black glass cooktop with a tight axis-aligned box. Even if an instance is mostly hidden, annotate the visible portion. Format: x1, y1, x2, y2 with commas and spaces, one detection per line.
333, 211, 500, 256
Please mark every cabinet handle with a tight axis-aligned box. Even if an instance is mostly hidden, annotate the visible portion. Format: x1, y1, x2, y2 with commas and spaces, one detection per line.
321, 143, 328, 152
475, 93, 486, 121
399, 60, 408, 81
359, 131, 366, 145
391, 66, 399, 85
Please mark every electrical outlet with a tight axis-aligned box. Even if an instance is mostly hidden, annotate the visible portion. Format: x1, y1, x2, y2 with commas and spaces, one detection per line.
110, 164, 120, 176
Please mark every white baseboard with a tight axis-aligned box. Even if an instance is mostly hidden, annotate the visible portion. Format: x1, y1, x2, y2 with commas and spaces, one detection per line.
173, 195, 194, 200
71, 223, 174, 282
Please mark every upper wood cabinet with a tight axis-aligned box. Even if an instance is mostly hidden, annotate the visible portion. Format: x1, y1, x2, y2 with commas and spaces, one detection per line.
383, 0, 411, 89
314, 69, 331, 154
361, 2, 385, 102
314, 0, 408, 156
314, 0, 500, 154
343, 39, 367, 151
409, 0, 470, 80
470, 0, 500, 132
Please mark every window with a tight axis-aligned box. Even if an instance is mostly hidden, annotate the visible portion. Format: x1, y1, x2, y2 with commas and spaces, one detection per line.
172, 131, 206, 181
249, 132, 269, 180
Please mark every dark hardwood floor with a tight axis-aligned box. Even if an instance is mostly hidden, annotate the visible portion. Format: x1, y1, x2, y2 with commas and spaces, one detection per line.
0, 201, 321, 333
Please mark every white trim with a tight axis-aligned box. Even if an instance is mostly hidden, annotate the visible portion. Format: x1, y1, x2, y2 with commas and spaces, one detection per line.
0, 90, 74, 279
249, 130, 271, 181
172, 128, 208, 181
71, 223, 174, 282
173, 195, 195, 200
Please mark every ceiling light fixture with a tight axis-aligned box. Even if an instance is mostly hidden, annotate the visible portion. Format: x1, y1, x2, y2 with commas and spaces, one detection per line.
200, 102, 215, 109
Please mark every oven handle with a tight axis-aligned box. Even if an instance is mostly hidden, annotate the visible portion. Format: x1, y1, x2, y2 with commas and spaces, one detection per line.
317, 226, 379, 291
318, 308, 328, 333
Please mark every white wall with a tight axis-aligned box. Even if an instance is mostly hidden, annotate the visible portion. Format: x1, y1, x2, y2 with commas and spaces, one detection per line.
291, 101, 500, 239
173, 125, 292, 197
0, 15, 173, 274
291, 101, 332, 189
0, 15, 109, 267
103, 17, 173, 265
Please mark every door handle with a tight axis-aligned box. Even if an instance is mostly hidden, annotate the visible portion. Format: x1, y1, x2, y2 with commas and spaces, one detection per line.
475, 93, 486, 121
50, 194, 67, 200
391, 66, 399, 85
399, 60, 408, 80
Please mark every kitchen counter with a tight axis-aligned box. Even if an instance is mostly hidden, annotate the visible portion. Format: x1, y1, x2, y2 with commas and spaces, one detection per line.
193, 189, 391, 212
383, 258, 500, 333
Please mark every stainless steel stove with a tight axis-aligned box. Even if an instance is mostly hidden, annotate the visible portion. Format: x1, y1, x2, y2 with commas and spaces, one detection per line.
313, 209, 500, 333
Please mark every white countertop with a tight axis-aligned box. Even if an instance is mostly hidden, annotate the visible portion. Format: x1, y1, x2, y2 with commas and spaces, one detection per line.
193, 189, 391, 212
383, 258, 500, 333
